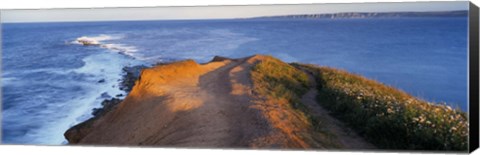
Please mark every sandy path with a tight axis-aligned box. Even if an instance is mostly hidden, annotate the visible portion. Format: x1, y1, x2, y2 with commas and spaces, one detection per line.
69, 56, 375, 150
147, 58, 272, 147
299, 69, 375, 150
75, 57, 272, 147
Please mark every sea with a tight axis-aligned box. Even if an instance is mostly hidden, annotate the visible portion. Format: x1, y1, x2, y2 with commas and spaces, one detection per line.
1, 17, 468, 145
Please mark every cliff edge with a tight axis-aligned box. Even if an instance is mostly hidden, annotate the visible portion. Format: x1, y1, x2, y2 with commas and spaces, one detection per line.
64, 55, 468, 150
64, 55, 373, 149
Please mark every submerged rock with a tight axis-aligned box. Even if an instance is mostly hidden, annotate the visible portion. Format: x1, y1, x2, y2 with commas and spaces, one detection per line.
100, 92, 111, 98
76, 37, 100, 46
92, 98, 123, 117
98, 79, 105, 83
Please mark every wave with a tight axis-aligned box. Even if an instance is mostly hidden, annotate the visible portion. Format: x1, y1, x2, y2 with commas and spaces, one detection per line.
66, 52, 142, 129
70, 29, 259, 63
2, 38, 146, 144
2, 52, 145, 144
71, 34, 122, 45
99, 43, 138, 57
71, 34, 139, 57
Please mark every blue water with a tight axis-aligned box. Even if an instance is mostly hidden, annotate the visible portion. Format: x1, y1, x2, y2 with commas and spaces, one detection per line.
1, 17, 468, 145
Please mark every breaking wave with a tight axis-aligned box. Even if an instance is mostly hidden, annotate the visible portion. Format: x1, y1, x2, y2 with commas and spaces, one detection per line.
72, 34, 138, 57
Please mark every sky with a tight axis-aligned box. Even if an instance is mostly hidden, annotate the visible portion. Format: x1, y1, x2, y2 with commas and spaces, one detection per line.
0, 1, 469, 23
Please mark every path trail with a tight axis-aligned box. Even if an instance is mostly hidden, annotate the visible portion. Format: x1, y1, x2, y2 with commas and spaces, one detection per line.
299, 68, 375, 149
74, 56, 272, 147
68, 55, 374, 150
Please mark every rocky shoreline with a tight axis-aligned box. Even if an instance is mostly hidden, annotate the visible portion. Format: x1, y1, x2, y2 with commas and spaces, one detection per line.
64, 65, 147, 143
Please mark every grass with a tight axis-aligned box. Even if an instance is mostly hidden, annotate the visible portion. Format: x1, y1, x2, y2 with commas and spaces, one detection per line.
299, 64, 469, 151
250, 55, 342, 148
251, 56, 310, 104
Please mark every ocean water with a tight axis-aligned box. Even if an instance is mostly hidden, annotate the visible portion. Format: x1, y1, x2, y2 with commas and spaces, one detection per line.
1, 17, 468, 145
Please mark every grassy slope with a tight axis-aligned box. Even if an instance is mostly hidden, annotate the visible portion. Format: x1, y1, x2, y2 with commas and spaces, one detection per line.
298, 64, 468, 151
251, 56, 309, 105
250, 56, 341, 148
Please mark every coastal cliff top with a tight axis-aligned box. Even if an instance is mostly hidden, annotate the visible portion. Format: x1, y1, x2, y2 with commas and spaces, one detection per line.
65, 55, 468, 151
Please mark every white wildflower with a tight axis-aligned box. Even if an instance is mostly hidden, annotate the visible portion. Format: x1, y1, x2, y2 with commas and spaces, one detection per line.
387, 108, 394, 114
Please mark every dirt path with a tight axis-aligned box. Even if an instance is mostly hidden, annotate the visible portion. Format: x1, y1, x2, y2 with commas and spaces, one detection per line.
149, 58, 273, 147
68, 55, 375, 149
74, 57, 273, 147
299, 69, 375, 150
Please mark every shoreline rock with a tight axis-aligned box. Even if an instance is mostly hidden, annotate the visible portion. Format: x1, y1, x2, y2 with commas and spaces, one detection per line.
120, 65, 148, 92
64, 64, 147, 143
92, 98, 123, 117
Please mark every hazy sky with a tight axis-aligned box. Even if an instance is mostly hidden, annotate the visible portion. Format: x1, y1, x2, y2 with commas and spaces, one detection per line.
1, 1, 469, 23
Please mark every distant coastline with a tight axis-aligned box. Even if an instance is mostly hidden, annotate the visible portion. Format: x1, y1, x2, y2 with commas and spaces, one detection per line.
250, 10, 468, 19
2, 10, 469, 24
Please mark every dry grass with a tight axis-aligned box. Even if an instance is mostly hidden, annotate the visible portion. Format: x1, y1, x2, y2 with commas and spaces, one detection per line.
251, 56, 309, 104
250, 55, 342, 148
298, 64, 468, 151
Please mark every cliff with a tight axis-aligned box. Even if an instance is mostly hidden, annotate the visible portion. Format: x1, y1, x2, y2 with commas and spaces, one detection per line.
64, 55, 467, 150
252, 10, 468, 19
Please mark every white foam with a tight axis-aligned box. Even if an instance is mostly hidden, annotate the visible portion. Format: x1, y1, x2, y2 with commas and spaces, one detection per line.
100, 43, 138, 56
71, 34, 139, 58
46, 53, 143, 144
72, 34, 123, 45
3, 52, 145, 144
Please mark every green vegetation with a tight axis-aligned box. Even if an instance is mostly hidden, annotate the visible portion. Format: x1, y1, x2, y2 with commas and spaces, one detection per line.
299, 64, 468, 151
250, 56, 342, 148
251, 56, 309, 105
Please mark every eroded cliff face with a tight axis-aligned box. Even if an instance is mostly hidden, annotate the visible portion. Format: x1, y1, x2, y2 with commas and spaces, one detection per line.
64, 55, 373, 149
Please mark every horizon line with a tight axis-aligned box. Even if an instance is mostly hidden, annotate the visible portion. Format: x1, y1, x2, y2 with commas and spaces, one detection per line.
1, 9, 468, 24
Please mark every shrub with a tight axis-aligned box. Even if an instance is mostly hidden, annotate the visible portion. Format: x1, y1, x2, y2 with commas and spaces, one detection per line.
300, 64, 468, 151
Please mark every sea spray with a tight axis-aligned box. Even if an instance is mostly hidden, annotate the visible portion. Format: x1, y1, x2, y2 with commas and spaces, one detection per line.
73, 34, 139, 57
2, 39, 144, 144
